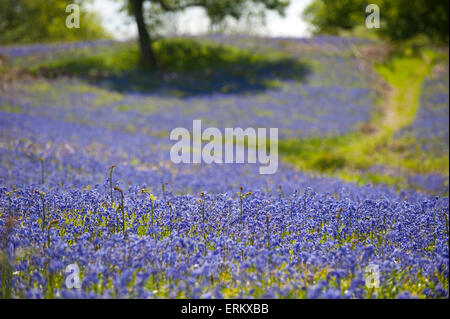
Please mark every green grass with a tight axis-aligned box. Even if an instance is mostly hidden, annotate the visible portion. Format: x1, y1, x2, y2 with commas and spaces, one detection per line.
26, 45, 140, 76
0, 105, 23, 113
23, 38, 310, 95
6, 38, 447, 191
279, 48, 449, 192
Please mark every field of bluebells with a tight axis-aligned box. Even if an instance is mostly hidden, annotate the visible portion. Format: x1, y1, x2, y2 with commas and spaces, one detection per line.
0, 36, 448, 299
396, 65, 450, 193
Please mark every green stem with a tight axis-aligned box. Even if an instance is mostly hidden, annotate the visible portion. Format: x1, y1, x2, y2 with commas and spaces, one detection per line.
151, 200, 154, 228
121, 195, 125, 235
115, 206, 120, 234
47, 224, 51, 248
40, 158, 44, 185
239, 187, 243, 224
35, 190, 46, 231
200, 193, 205, 224
7, 194, 11, 218
444, 212, 449, 237
113, 186, 125, 235
202, 200, 205, 224
109, 165, 116, 206
166, 202, 173, 235
162, 182, 167, 201
279, 184, 285, 198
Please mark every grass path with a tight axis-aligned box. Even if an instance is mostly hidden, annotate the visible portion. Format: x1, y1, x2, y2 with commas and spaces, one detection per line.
374, 51, 434, 137
344, 51, 434, 167
279, 49, 447, 190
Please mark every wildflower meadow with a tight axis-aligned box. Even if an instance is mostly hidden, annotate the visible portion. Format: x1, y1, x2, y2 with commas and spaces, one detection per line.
0, 0, 448, 301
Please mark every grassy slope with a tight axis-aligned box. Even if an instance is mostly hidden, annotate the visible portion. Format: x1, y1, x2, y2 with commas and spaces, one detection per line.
279, 48, 449, 193
16, 39, 308, 96
3, 38, 448, 192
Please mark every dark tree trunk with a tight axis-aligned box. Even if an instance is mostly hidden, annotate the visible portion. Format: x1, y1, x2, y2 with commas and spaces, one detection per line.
131, 0, 157, 70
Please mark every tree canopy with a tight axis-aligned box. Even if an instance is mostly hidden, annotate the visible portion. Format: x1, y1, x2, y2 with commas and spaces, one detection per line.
126, 0, 290, 69
0, 0, 108, 45
303, 0, 449, 44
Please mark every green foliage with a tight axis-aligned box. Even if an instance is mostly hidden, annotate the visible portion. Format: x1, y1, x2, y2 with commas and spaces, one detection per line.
303, 0, 449, 44
25, 38, 309, 95
379, 0, 449, 44
303, 0, 368, 34
152, 38, 305, 76
127, 0, 290, 24
0, 0, 108, 45
27, 45, 140, 76
124, 0, 291, 69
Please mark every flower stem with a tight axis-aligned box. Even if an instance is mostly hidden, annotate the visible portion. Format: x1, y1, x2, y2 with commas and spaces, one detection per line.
109, 165, 116, 206
39, 158, 44, 185
200, 192, 205, 224
114, 186, 125, 235
35, 190, 46, 231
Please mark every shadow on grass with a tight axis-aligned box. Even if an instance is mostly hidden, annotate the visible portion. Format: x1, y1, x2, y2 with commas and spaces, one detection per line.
28, 38, 311, 96
279, 137, 349, 173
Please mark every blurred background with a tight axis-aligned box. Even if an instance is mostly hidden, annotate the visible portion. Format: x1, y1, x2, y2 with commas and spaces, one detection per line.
1, 1, 448, 44
0, 0, 449, 195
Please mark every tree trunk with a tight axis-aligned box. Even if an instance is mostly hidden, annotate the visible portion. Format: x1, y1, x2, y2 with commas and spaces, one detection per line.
131, 0, 157, 70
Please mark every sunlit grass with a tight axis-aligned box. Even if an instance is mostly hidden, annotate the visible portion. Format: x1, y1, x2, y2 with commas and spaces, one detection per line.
279, 48, 449, 193
22, 38, 309, 96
